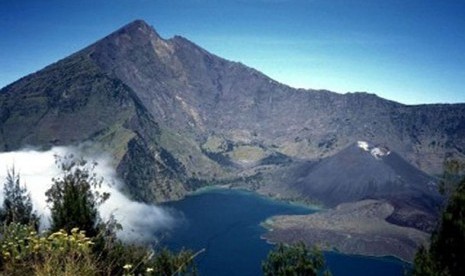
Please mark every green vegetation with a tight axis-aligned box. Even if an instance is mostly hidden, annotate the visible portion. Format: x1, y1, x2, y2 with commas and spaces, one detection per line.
227, 145, 267, 163
262, 242, 331, 276
202, 135, 228, 153
0, 224, 99, 275
0, 156, 196, 275
0, 223, 197, 275
119, 137, 188, 203
46, 155, 109, 237
0, 167, 39, 229
412, 170, 465, 275
438, 160, 465, 196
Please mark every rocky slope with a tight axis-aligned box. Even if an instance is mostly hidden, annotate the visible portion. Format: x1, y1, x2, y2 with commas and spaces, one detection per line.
1, 19, 464, 209
263, 199, 430, 262
0, 35, 188, 203
288, 142, 438, 207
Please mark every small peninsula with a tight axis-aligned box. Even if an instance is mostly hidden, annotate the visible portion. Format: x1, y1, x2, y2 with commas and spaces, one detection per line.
262, 199, 429, 262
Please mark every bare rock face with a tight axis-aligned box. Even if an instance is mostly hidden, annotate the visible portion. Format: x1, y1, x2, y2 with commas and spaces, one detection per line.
1, 19, 464, 209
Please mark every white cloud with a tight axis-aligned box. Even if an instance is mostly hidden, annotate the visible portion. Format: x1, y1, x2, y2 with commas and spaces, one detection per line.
0, 146, 176, 243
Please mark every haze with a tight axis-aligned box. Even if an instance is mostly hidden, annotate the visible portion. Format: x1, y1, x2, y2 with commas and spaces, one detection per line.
0, 146, 176, 243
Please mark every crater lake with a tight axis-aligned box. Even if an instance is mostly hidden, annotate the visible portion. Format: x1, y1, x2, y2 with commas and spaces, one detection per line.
161, 188, 410, 275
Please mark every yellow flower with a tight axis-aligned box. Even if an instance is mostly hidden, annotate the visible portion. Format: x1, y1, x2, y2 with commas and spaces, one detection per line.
123, 264, 133, 270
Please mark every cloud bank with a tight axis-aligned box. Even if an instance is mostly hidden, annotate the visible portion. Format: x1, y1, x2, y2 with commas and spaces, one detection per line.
0, 146, 176, 243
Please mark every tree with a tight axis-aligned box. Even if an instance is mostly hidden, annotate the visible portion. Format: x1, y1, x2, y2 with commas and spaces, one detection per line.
45, 155, 109, 237
0, 167, 39, 228
412, 175, 465, 276
0, 155, 200, 275
262, 242, 331, 276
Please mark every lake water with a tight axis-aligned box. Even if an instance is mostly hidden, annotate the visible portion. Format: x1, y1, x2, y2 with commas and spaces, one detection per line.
161, 188, 410, 276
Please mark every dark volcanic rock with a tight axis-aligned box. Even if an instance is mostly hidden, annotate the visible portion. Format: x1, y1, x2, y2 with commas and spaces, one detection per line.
285, 142, 442, 231
263, 199, 430, 261
291, 142, 440, 207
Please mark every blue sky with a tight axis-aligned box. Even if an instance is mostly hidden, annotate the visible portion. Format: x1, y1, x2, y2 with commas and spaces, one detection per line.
1, 0, 464, 104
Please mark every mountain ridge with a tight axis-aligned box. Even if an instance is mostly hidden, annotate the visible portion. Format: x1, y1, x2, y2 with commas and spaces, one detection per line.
1, 19, 464, 209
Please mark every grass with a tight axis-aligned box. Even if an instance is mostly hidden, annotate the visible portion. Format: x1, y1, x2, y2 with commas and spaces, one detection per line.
228, 145, 267, 163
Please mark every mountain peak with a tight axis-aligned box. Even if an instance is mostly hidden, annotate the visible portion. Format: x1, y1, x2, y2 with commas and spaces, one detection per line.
115, 19, 160, 40
356, 141, 391, 159
87, 19, 166, 69
121, 19, 152, 32
128, 19, 150, 28
88, 19, 162, 51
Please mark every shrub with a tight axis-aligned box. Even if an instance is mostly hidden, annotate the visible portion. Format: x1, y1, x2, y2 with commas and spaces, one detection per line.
0, 167, 39, 228
262, 242, 331, 276
412, 175, 465, 276
0, 224, 98, 275
46, 154, 109, 237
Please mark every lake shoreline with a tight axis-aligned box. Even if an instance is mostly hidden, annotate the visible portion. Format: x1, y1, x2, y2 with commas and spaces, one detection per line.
188, 185, 421, 263
261, 199, 428, 263
162, 188, 410, 276
188, 184, 322, 211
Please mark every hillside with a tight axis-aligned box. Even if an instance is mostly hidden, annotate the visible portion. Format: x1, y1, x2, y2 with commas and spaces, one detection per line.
1, 19, 464, 210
